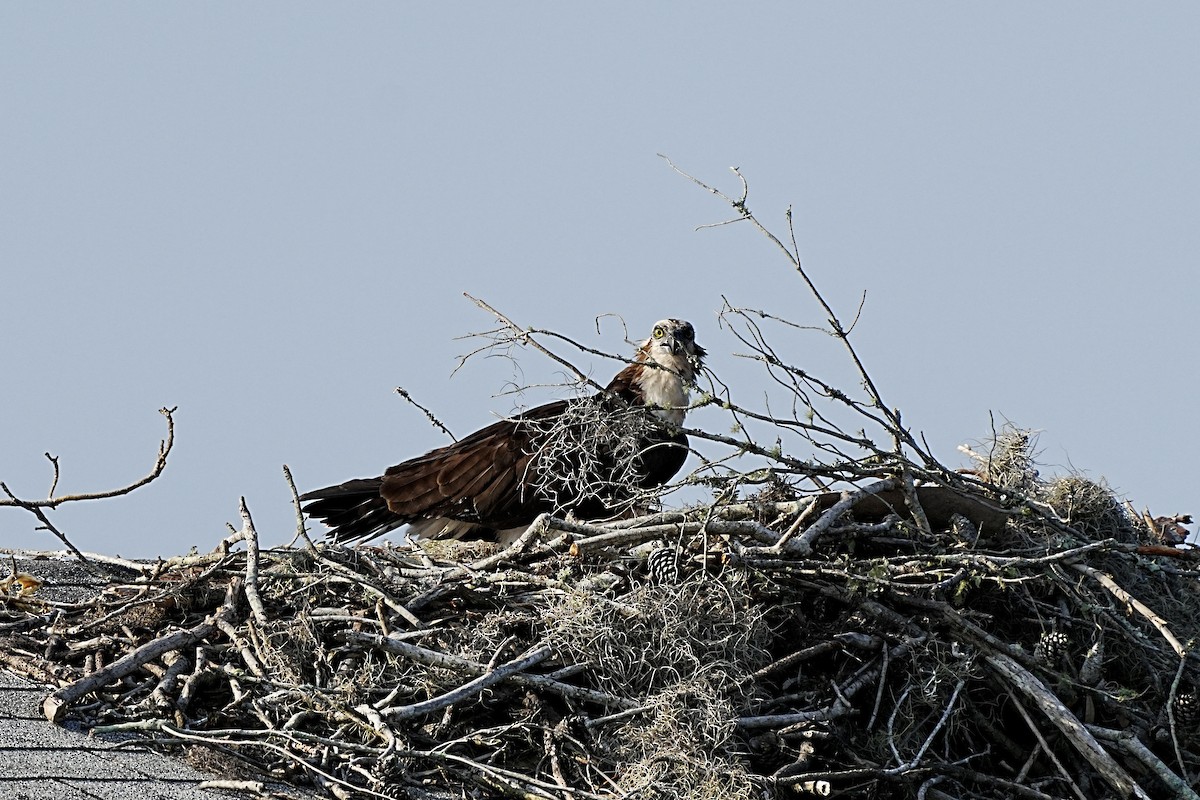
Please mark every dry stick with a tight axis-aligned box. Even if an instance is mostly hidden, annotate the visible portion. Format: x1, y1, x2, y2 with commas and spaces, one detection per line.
711, 312, 895, 451
746, 640, 842, 683
764, 499, 820, 554
43, 600, 236, 724
282, 464, 317, 549
215, 614, 266, 678
0, 648, 68, 686
866, 642, 890, 731
463, 293, 605, 393
898, 469, 932, 538
789, 478, 897, 556
739, 701, 855, 732
1087, 725, 1200, 800
0, 482, 95, 567
543, 726, 574, 800
159, 724, 396, 800
430, 748, 608, 800
915, 776, 946, 800
583, 704, 653, 731
1002, 688, 1089, 800
71, 551, 152, 573
568, 517, 777, 554
660, 157, 935, 467
312, 551, 426, 629
1071, 562, 1186, 657
338, 631, 638, 711
395, 385, 457, 441
0, 406, 177, 510
902, 597, 1033, 666
1014, 741, 1043, 784
885, 685, 911, 766
467, 511, 561, 570
197, 780, 267, 794
147, 649, 190, 712
1166, 651, 1190, 779
176, 646, 210, 714
375, 645, 553, 721
238, 497, 269, 628
984, 652, 1151, 800
603, 500, 813, 530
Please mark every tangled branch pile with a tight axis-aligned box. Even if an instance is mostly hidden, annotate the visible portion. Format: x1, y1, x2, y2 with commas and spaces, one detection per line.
3, 167, 1198, 799
3, 436, 1199, 799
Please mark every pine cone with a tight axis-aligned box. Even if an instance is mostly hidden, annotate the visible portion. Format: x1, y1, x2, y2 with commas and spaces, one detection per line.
1035, 631, 1070, 665
646, 546, 681, 585
370, 749, 412, 799
1175, 689, 1200, 723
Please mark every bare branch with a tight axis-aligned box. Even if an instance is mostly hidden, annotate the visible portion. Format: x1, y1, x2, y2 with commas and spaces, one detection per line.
395, 386, 457, 441
1, 406, 176, 510
462, 293, 605, 393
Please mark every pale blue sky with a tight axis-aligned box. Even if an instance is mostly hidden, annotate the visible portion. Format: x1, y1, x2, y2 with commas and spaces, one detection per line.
3, 4, 1197, 556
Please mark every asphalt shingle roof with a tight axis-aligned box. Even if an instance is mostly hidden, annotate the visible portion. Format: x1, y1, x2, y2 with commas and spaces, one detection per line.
0, 669, 247, 800
0, 550, 320, 800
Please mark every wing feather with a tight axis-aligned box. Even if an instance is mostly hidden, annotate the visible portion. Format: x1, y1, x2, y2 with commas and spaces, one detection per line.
374, 400, 570, 529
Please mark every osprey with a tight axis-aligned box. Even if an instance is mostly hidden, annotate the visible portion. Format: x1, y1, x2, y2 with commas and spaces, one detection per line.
301, 319, 705, 544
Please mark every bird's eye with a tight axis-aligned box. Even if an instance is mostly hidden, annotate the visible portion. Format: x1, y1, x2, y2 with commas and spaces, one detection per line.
653, 327, 665, 339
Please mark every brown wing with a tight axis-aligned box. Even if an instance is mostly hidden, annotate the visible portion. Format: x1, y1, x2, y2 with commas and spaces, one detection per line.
379, 399, 570, 530
301, 400, 570, 542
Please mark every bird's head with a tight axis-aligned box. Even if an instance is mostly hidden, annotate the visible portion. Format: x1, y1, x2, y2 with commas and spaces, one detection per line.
641, 318, 705, 382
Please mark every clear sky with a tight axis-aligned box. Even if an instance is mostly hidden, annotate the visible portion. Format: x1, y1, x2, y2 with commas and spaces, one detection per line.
2, 4, 1197, 557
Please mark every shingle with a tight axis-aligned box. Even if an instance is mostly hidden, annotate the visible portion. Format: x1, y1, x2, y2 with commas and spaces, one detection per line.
0, 747, 129, 779
0, 550, 321, 799
0, 778, 101, 800
62, 780, 242, 800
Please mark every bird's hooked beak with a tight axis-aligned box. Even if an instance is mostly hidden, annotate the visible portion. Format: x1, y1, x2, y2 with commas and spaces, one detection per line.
660, 333, 684, 356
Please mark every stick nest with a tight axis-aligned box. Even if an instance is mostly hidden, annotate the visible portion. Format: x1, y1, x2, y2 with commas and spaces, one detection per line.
3, 431, 1200, 800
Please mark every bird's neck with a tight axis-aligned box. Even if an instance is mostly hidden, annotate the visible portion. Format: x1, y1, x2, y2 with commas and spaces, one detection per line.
632, 349, 693, 426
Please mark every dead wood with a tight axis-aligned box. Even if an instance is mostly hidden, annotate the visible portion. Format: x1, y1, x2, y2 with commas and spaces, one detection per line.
5, 458, 1199, 800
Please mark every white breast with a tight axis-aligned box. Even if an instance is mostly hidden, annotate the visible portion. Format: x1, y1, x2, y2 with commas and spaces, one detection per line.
637, 357, 691, 426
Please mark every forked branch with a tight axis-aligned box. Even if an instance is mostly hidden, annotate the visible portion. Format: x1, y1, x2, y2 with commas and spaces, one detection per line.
0, 406, 176, 510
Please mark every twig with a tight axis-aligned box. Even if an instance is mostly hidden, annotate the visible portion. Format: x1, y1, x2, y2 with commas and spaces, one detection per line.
0, 482, 95, 568
44, 452, 60, 499
338, 631, 638, 711
146, 649, 190, 712
282, 464, 317, 549
160, 723, 397, 800
462, 294, 605, 393
44, 592, 237, 724
376, 644, 552, 721
1087, 725, 1200, 800
238, 498, 269, 628
1003, 688, 1089, 800
737, 702, 854, 731
215, 611, 266, 678
0, 406, 176, 509
985, 652, 1151, 799
396, 386, 457, 441
1167, 650, 1190, 778
789, 478, 898, 555
1072, 562, 1186, 657
660, 157, 937, 466
197, 780, 267, 794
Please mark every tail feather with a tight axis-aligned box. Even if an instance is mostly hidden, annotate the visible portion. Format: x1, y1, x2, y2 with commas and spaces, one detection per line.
300, 478, 405, 543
